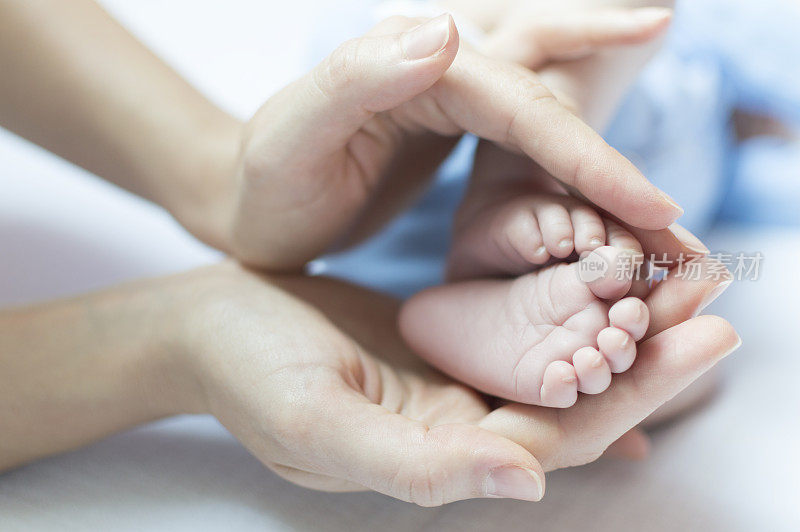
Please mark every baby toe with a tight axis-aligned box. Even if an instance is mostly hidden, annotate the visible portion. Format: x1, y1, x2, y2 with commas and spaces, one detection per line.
570, 205, 606, 254
580, 246, 634, 300
504, 208, 550, 266
604, 219, 644, 255
540, 361, 578, 408
536, 204, 574, 258
572, 346, 612, 394
597, 326, 637, 373
608, 297, 650, 341
626, 275, 651, 299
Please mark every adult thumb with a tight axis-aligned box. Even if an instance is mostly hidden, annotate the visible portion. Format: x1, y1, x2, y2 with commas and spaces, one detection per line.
252, 15, 458, 155
311, 388, 545, 506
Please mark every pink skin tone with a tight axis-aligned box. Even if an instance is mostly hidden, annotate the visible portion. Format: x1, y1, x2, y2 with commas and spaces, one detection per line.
447, 192, 644, 280
400, 190, 652, 407
398, 2, 697, 412
400, 244, 650, 408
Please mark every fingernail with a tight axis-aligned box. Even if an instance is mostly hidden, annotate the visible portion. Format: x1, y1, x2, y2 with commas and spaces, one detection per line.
401, 14, 452, 61
726, 334, 743, 357
668, 223, 710, 255
659, 191, 684, 221
634, 7, 673, 24
486, 466, 544, 501
719, 333, 743, 360
696, 278, 733, 316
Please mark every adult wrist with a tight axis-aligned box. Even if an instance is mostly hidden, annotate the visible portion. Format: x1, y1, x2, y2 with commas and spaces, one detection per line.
133, 269, 231, 418
141, 263, 286, 418
160, 115, 243, 253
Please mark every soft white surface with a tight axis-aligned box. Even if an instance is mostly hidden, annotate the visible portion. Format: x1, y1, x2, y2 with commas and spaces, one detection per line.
1, 1, 798, 530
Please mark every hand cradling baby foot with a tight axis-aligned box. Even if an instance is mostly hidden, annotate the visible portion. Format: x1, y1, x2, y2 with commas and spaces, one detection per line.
399, 125, 665, 408
398, 5, 694, 409
401, 215, 649, 407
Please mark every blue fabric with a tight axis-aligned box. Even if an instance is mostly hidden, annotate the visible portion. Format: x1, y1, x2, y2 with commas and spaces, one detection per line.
309, 136, 476, 296
721, 137, 800, 225
313, 0, 800, 297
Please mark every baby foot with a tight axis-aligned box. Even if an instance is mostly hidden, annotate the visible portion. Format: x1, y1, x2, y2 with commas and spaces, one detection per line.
448, 192, 643, 280
400, 246, 649, 407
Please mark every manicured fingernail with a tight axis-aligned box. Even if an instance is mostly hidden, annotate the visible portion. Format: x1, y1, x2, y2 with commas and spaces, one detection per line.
634, 7, 673, 24
668, 223, 710, 255
659, 191, 684, 220
696, 278, 733, 316
486, 466, 544, 501
401, 14, 452, 60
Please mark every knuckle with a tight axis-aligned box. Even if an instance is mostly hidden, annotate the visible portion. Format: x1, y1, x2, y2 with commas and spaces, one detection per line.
378, 14, 418, 30
315, 39, 364, 100
504, 73, 556, 143
390, 426, 449, 507
404, 461, 448, 507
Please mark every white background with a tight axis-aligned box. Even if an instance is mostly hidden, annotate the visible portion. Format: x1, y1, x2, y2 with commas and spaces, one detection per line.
0, 1, 799, 530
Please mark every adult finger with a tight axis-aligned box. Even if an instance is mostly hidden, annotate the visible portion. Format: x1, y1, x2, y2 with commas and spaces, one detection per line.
604, 428, 651, 460
430, 48, 684, 230
484, 7, 672, 67
246, 14, 459, 164
481, 315, 740, 472
299, 384, 546, 506
644, 255, 733, 340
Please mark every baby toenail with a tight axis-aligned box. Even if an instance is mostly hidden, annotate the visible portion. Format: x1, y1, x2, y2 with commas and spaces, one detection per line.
534, 246, 547, 256
562, 374, 577, 384
590, 237, 604, 247
591, 355, 605, 368
620, 334, 630, 348
559, 239, 573, 249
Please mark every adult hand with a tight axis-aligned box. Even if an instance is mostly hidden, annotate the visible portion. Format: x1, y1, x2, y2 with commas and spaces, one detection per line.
0, 258, 737, 505
442, 0, 674, 67
229, 14, 683, 269
441, 0, 705, 262
167, 259, 736, 504
0, 3, 682, 269
276, 257, 738, 479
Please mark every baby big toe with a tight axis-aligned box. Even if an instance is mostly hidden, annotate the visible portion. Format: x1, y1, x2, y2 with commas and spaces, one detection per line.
609, 297, 650, 341
582, 246, 635, 300
597, 326, 637, 373
573, 346, 612, 394
540, 361, 578, 408
570, 205, 606, 255
504, 209, 550, 266
537, 204, 575, 258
